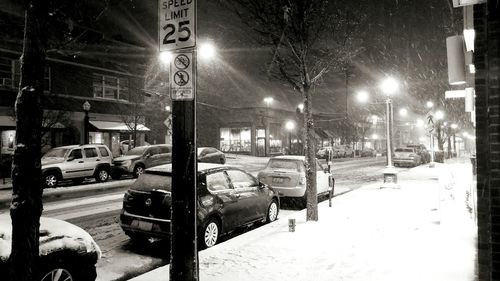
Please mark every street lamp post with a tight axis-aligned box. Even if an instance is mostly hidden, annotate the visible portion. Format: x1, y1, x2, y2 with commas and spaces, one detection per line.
83, 101, 91, 144
263, 97, 273, 156
285, 120, 295, 155
380, 77, 399, 188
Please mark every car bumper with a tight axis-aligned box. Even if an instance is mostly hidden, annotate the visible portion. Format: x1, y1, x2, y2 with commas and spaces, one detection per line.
111, 165, 132, 175
393, 158, 417, 165
120, 210, 171, 238
272, 186, 306, 198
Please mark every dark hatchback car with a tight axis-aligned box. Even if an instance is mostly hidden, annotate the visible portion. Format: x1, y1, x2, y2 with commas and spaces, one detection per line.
120, 163, 279, 248
197, 147, 226, 164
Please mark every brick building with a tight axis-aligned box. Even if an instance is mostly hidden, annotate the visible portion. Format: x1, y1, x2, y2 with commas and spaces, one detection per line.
475, 1, 500, 280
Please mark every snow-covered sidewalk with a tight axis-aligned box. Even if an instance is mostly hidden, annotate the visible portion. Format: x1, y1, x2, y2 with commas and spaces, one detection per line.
131, 160, 477, 281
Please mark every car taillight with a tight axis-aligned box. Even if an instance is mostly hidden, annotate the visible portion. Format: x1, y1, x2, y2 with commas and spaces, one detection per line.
299, 176, 306, 185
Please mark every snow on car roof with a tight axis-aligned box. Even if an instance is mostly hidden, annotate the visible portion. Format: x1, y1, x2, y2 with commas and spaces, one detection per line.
146, 163, 230, 174
0, 214, 101, 262
271, 155, 305, 161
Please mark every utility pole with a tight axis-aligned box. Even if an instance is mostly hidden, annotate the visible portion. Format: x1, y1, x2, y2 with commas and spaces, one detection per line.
159, 1, 198, 280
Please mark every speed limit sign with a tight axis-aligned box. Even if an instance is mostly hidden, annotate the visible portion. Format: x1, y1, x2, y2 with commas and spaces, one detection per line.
159, 0, 196, 51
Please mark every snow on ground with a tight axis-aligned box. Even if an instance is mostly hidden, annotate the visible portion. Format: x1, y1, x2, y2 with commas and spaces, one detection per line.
131, 159, 476, 281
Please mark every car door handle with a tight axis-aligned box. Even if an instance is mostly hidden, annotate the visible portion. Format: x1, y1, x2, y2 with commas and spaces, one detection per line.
78, 161, 84, 163
96, 159, 100, 161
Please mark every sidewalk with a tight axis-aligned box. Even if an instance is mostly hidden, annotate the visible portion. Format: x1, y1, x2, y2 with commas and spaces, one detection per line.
131, 159, 477, 281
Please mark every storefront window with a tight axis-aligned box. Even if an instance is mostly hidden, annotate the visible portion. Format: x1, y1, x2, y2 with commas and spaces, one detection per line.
1, 130, 15, 155
220, 127, 251, 153
269, 123, 283, 154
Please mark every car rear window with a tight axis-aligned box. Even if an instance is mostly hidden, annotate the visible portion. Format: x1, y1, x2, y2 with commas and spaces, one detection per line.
99, 147, 109, 157
267, 159, 302, 172
133, 172, 173, 192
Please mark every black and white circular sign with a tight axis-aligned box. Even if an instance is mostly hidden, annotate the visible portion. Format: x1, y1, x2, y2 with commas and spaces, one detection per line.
174, 71, 189, 86
174, 54, 190, 69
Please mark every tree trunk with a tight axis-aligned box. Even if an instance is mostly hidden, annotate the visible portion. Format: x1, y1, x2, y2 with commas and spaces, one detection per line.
9, 1, 47, 280
303, 86, 318, 221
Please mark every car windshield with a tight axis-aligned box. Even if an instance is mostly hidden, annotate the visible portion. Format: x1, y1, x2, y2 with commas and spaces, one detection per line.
43, 148, 69, 158
395, 148, 413, 152
126, 146, 147, 155
266, 159, 301, 172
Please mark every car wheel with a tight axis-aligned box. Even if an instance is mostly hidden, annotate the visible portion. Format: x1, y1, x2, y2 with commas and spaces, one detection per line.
95, 168, 109, 182
133, 165, 145, 178
39, 252, 97, 281
266, 200, 279, 223
43, 172, 59, 188
200, 218, 220, 249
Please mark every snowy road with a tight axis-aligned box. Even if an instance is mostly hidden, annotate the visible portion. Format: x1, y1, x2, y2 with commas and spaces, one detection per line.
0, 156, 394, 280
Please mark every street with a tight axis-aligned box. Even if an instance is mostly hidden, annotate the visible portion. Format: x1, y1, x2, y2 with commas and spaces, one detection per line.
1, 155, 389, 280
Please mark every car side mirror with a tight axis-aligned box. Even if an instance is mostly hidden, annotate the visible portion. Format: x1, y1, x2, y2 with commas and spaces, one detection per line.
258, 182, 266, 189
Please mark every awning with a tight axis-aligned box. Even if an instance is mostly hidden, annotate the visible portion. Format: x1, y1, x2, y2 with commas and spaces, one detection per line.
89, 121, 150, 132
0, 116, 15, 127
314, 128, 329, 139
324, 130, 336, 139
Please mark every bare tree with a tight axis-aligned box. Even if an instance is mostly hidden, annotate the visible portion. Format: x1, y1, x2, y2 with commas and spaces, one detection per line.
225, 0, 364, 220
9, 1, 48, 280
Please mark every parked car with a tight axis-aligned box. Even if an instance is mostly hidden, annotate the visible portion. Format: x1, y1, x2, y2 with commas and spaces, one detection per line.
333, 145, 354, 158
0, 214, 101, 281
406, 144, 431, 163
256, 155, 334, 208
111, 144, 172, 179
120, 163, 279, 249
41, 144, 113, 188
197, 147, 226, 164
393, 147, 421, 167
316, 146, 334, 159
360, 147, 376, 157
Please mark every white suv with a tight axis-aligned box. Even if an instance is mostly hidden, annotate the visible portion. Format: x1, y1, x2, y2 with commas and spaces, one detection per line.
41, 144, 113, 188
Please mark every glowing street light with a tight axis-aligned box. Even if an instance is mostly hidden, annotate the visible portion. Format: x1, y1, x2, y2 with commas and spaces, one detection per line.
198, 42, 216, 60
426, 101, 434, 108
416, 119, 424, 127
379, 77, 399, 96
297, 103, 304, 113
435, 110, 445, 120
399, 108, 408, 117
264, 97, 274, 107
356, 90, 369, 103
159, 51, 173, 65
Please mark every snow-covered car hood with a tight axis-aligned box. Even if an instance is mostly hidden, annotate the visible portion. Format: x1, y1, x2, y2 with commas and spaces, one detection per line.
0, 214, 101, 262
114, 155, 141, 162
41, 157, 65, 166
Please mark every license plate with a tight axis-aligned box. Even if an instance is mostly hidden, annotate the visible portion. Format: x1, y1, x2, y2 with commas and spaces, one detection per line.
131, 220, 153, 231
272, 177, 284, 183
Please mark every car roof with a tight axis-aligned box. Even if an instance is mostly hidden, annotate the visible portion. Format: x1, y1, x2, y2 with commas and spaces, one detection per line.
145, 163, 234, 174
50, 144, 107, 149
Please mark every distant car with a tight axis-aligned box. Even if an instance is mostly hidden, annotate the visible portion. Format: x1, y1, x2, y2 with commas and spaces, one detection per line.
111, 144, 172, 179
332, 145, 354, 158
360, 147, 376, 157
119, 140, 150, 155
198, 147, 226, 164
0, 214, 101, 281
393, 147, 421, 167
120, 163, 279, 249
406, 144, 431, 163
41, 144, 113, 188
316, 146, 334, 159
257, 155, 334, 207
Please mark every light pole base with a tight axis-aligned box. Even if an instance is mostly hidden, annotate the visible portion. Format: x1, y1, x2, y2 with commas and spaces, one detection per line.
381, 166, 399, 189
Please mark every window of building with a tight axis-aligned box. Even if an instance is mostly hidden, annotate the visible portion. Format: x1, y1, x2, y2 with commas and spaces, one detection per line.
93, 74, 130, 101
0, 58, 50, 91
220, 127, 251, 153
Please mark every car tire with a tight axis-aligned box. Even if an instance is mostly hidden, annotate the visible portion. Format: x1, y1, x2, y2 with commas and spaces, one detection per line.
266, 199, 279, 223
133, 164, 145, 178
95, 168, 109, 183
200, 218, 220, 249
43, 172, 59, 188
39, 252, 97, 281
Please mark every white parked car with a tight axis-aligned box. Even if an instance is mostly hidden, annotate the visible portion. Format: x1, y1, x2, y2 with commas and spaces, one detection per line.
257, 155, 334, 207
0, 214, 101, 281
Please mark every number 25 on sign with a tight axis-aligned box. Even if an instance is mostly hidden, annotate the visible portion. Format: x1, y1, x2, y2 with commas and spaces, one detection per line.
159, 0, 196, 51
